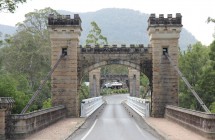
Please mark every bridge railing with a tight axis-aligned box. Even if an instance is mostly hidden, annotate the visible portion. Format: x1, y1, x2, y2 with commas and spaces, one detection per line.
165, 105, 215, 139
8, 105, 66, 139
81, 96, 104, 117
126, 96, 150, 117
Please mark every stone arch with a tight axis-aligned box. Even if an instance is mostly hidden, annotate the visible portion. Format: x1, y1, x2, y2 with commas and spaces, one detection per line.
82, 60, 152, 99
83, 60, 140, 74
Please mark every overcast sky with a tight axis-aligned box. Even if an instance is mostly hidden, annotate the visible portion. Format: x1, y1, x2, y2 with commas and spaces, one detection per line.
0, 0, 214, 45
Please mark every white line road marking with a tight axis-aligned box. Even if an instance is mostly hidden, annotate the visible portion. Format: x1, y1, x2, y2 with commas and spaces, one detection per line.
81, 119, 98, 140
135, 122, 146, 137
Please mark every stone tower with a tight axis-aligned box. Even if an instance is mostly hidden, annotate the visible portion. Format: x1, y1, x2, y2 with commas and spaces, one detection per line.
148, 14, 182, 117
48, 14, 82, 116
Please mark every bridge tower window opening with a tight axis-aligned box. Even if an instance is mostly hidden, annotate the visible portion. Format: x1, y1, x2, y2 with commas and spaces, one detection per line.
62, 48, 68, 56
163, 47, 168, 55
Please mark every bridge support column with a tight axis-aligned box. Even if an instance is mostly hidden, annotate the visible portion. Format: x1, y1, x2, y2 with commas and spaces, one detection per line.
48, 14, 82, 117
89, 68, 101, 97
148, 13, 182, 117
128, 68, 140, 97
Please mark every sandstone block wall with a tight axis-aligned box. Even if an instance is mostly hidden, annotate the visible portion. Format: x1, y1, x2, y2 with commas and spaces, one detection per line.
49, 25, 82, 117
128, 68, 140, 97
89, 68, 101, 97
148, 23, 182, 117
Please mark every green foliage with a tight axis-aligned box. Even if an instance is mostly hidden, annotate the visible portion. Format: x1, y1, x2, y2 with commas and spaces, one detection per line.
86, 21, 108, 45
101, 88, 112, 95
210, 102, 215, 113
0, 7, 58, 112
179, 42, 208, 109
140, 74, 150, 98
42, 98, 52, 109
101, 64, 128, 75
179, 42, 215, 112
101, 88, 128, 95
207, 17, 215, 38
209, 40, 215, 69
79, 83, 90, 101
0, 74, 29, 113
0, 0, 27, 13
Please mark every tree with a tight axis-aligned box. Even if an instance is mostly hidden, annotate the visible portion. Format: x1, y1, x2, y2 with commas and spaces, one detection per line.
198, 40, 215, 110
86, 21, 108, 45
140, 74, 150, 98
207, 17, 215, 38
79, 82, 89, 101
179, 42, 209, 110
0, 7, 58, 111
2, 8, 58, 89
0, 74, 29, 113
209, 40, 215, 69
0, 0, 27, 13
210, 102, 215, 113
207, 17, 215, 23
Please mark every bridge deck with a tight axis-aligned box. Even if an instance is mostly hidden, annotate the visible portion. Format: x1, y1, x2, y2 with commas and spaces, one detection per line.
25, 117, 206, 140
25, 95, 207, 140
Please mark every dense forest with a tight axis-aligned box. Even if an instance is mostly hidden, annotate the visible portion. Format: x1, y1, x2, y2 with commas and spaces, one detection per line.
0, 7, 215, 114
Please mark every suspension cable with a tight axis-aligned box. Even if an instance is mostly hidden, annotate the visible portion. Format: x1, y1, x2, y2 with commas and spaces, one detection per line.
21, 54, 65, 114
165, 53, 211, 113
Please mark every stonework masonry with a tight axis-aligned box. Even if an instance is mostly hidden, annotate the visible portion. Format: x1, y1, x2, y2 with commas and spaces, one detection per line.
48, 13, 182, 117
148, 14, 182, 117
48, 15, 82, 117
128, 68, 140, 97
89, 68, 101, 97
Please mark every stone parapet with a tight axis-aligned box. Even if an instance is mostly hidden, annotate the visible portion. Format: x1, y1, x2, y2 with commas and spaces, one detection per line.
8, 105, 66, 139
48, 14, 81, 26
165, 105, 215, 139
148, 13, 182, 27
81, 44, 151, 54
0, 97, 15, 140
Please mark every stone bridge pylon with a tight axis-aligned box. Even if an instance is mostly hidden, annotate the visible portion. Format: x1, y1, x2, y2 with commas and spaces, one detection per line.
48, 13, 182, 117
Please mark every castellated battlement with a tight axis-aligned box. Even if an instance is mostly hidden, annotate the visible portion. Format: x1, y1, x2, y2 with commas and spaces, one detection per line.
80, 44, 152, 54
80, 44, 153, 48
148, 13, 182, 27
48, 14, 81, 26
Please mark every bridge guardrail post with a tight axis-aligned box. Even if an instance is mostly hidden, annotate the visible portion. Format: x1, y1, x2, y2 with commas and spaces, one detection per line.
126, 96, 150, 117
80, 96, 104, 117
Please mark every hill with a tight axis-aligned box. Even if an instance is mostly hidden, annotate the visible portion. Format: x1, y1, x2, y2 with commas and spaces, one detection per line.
0, 8, 197, 50
59, 8, 197, 50
0, 24, 16, 37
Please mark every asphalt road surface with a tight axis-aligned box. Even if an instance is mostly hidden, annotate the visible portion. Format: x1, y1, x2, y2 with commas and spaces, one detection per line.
68, 94, 160, 140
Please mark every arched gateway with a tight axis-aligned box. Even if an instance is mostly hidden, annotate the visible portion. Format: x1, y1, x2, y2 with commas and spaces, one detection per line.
48, 13, 182, 117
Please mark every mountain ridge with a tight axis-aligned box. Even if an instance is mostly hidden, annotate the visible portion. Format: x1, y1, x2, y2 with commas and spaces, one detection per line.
0, 8, 197, 50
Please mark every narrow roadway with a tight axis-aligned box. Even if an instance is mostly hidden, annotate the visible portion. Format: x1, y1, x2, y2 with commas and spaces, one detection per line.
68, 94, 160, 140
